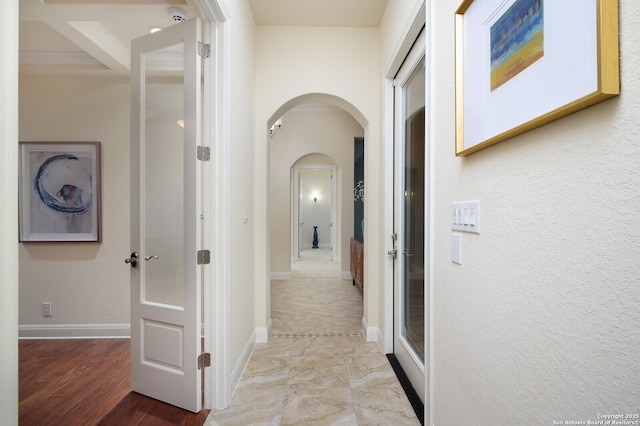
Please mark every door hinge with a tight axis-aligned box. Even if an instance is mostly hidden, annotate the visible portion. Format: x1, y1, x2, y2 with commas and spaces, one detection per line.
198, 352, 211, 369
197, 250, 211, 265
197, 146, 210, 161
198, 41, 211, 58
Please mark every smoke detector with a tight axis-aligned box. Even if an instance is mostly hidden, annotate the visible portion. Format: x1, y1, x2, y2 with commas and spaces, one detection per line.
168, 7, 188, 22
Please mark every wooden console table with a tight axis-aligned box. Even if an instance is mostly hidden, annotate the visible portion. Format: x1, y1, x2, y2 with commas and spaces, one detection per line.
350, 238, 364, 291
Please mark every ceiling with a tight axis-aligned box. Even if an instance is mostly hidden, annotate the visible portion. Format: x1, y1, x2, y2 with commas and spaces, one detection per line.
19, 0, 388, 75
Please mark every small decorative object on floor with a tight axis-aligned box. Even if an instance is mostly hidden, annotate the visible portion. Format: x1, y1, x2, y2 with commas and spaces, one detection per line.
312, 226, 319, 249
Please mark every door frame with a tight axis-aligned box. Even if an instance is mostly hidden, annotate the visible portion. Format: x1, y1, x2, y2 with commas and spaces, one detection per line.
1, 1, 19, 423
129, 0, 232, 411
193, 0, 232, 411
128, 1, 234, 409
291, 163, 338, 261
382, 1, 433, 424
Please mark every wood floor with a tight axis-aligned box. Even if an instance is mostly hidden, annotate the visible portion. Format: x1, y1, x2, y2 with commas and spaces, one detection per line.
19, 339, 210, 426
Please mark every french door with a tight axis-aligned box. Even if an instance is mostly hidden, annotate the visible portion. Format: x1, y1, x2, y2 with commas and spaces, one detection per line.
129, 18, 204, 412
392, 30, 427, 403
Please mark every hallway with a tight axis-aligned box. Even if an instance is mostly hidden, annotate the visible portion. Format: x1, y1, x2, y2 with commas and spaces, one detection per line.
205, 249, 420, 425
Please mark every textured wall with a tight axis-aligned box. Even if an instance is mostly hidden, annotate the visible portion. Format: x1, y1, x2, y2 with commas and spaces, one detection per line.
429, 0, 640, 424
18, 75, 131, 328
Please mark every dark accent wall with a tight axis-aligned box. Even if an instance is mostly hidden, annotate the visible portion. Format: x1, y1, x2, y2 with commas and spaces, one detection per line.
354, 137, 364, 239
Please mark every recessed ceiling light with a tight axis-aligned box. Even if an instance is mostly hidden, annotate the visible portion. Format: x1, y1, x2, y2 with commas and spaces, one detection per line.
148, 26, 163, 34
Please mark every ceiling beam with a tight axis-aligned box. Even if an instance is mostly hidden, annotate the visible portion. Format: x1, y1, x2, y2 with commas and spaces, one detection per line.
46, 20, 130, 73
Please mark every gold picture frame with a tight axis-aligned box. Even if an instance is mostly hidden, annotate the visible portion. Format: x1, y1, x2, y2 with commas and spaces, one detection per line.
455, 0, 619, 156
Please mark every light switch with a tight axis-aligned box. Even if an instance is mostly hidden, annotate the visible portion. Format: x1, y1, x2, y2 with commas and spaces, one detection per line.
451, 234, 462, 264
451, 201, 480, 234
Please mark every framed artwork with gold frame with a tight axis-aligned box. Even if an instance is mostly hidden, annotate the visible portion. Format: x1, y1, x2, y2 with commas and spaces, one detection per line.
455, 0, 619, 156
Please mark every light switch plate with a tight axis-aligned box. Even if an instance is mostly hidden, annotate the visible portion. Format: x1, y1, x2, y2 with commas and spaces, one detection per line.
451, 234, 462, 264
451, 201, 480, 234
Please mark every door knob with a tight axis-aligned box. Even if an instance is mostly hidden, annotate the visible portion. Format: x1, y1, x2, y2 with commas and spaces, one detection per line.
125, 252, 139, 268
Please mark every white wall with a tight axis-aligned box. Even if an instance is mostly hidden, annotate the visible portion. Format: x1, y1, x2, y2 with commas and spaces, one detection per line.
222, 0, 257, 378
269, 110, 363, 276
0, 0, 19, 422
379, 0, 640, 424
380, 0, 422, 68
18, 75, 131, 333
254, 25, 382, 337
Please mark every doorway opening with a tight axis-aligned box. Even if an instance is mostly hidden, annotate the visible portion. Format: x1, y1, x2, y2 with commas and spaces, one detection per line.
292, 161, 337, 261
267, 95, 367, 337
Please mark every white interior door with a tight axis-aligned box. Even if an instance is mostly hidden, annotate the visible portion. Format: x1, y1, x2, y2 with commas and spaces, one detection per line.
129, 17, 203, 413
392, 30, 426, 404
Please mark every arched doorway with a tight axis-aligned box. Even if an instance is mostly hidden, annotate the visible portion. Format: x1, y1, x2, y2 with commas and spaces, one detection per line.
266, 94, 368, 336
268, 97, 365, 278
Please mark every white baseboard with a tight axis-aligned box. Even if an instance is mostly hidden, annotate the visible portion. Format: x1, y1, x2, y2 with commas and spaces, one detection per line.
229, 320, 271, 397
342, 271, 353, 281
362, 318, 379, 344
255, 319, 272, 343
270, 272, 291, 280
19, 324, 130, 339
230, 329, 256, 393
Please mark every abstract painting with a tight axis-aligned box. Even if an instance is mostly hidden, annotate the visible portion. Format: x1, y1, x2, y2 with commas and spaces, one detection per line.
455, 0, 619, 156
490, 0, 543, 91
19, 142, 101, 242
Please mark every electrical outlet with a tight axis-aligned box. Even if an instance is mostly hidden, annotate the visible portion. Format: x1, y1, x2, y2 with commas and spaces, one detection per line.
42, 302, 52, 317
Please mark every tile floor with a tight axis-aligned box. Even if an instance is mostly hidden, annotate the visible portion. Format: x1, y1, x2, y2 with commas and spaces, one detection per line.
205, 249, 420, 425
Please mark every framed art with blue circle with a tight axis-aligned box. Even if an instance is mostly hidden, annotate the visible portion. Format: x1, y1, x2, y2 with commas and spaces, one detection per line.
19, 142, 101, 242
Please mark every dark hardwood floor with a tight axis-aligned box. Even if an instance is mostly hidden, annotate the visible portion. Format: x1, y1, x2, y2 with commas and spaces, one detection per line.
19, 339, 210, 426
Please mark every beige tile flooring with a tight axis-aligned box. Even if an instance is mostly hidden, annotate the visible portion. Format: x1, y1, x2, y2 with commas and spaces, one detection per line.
205, 249, 420, 425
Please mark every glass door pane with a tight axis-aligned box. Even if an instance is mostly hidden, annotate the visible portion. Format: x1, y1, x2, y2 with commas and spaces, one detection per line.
402, 57, 425, 362
144, 45, 185, 307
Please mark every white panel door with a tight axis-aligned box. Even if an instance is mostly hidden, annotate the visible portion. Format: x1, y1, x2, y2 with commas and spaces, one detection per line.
129, 17, 203, 412
393, 29, 427, 404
